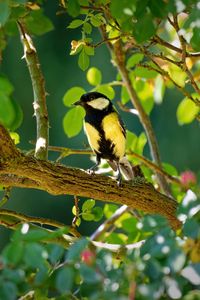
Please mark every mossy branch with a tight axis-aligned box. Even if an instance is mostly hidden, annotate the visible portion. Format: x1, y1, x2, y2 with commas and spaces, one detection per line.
0, 124, 181, 230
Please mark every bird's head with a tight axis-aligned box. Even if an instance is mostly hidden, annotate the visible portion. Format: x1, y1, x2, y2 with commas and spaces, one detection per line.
74, 92, 111, 111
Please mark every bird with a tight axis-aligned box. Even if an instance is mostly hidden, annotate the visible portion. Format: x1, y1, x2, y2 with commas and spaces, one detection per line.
74, 91, 134, 184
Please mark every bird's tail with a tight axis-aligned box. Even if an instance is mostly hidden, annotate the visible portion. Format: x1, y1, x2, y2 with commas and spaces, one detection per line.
119, 156, 134, 181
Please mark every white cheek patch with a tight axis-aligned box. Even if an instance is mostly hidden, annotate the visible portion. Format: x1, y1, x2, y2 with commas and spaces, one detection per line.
87, 97, 109, 110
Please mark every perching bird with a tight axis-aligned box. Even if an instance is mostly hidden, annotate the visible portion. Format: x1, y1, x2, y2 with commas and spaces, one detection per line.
74, 92, 134, 184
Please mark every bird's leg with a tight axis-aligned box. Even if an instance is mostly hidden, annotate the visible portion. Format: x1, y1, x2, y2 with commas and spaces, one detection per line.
88, 154, 101, 174
116, 164, 122, 186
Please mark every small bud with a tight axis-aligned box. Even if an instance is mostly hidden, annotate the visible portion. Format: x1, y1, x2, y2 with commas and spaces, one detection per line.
180, 170, 197, 188
81, 249, 96, 266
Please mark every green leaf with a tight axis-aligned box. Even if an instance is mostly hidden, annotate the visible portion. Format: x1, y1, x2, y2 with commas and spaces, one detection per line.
133, 12, 156, 43
63, 87, 86, 107
126, 130, 138, 151
127, 53, 144, 68
92, 207, 103, 221
132, 67, 157, 79
0, 93, 23, 130
0, 281, 17, 300
56, 267, 75, 293
191, 28, 200, 52
162, 162, 178, 176
66, 238, 88, 261
25, 10, 54, 36
0, 76, 14, 96
48, 245, 64, 265
135, 132, 147, 155
82, 212, 95, 221
78, 49, 90, 71
68, 19, 84, 29
121, 86, 130, 104
2, 269, 25, 284
176, 97, 199, 125
121, 217, 137, 233
84, 45, 94, 56
133, 80, 154, 114
104, 204, 118, 219
83, 22, 92, 34
67, 0, 80, 17
183, 219, 200, 239
96, 84, 115, 100
154, 75, 165, 104
168, 64, 187, 88
21, 228, 52, 242
90, 15, 102, 27
149, 0, 168, 17
0, 0, 10, 26
86, 67, 102, 86
110, 0, 136, 20
24, 243, 48, 268
3, 242, 24, 265
82, 199, 95, 211
63, 107, 85, 138
80, 264, 101, 284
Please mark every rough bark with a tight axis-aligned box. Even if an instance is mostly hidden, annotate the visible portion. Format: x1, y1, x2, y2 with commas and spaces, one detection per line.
0, 124, 181, 230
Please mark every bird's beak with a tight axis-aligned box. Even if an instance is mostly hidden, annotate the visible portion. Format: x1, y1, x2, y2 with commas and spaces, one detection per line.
74, 99, 82, 106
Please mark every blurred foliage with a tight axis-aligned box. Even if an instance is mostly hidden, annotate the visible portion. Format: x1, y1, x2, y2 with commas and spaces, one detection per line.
0, 198, 199, 299
0, 0, 200, 299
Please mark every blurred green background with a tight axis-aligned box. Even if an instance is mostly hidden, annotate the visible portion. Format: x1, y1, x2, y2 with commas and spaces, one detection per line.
0, 2, 199, 249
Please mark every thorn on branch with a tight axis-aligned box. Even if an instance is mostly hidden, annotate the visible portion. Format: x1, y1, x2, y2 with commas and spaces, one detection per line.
0, 187, 11, 208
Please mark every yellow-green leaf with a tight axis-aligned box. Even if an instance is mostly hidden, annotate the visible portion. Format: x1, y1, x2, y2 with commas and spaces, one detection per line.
96, 84, 115, 100
127, 53, 144, 68
87, 67, 102, 86
78, 49, 89, 71
63, 107, 85, 138
177, 97, 199, 125
63, 87, 86, 107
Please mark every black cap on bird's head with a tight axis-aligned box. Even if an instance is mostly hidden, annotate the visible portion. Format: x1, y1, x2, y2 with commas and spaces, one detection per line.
74, 92, 111, 110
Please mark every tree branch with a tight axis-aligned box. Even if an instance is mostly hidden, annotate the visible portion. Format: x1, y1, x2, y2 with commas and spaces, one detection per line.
17, 21, 49, 160
0, 124, 181, 230
47, 145, 182, 186
111, 40, 171, 196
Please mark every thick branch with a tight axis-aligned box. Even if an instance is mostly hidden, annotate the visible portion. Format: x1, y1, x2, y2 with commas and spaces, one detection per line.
18, 22, 49, 160
0, 124, 181, 230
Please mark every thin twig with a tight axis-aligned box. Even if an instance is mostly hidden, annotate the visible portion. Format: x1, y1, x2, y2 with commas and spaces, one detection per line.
152, 35, 200, 57
90, 205, 130, 241
93, 36, 121, 48
0, 209, 80, 237
17, 21, 49, 160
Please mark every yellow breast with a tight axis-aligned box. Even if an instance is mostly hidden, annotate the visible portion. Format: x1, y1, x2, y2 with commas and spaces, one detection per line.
102, 112, 126, 159
84, 122, 100, 153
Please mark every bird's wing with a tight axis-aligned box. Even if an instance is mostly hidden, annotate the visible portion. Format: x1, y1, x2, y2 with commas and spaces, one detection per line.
107, 160, 118, 172
118, 115, 126, 138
